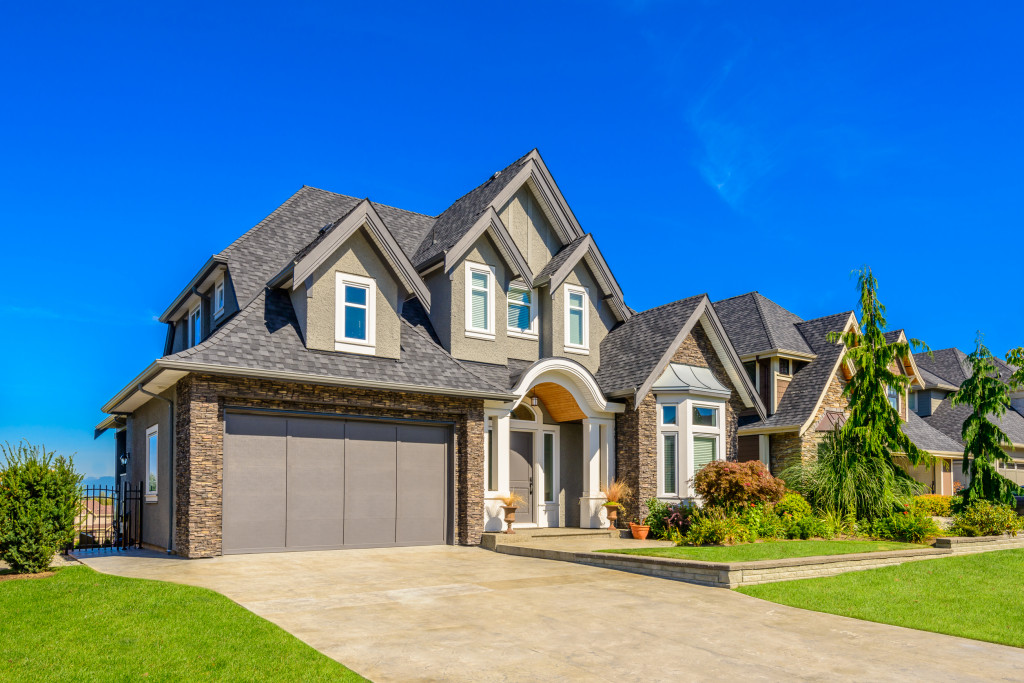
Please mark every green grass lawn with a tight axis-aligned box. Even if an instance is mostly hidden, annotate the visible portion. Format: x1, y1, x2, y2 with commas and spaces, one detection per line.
738, 549, 1024, 649
599, 539, 927, 562
0, 566, 364, 681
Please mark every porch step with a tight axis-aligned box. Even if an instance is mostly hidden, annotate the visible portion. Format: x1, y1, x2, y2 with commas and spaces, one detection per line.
480, 527, 618, 550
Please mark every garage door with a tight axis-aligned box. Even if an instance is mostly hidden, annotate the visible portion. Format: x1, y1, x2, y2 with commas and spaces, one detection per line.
222, 413, 450, 554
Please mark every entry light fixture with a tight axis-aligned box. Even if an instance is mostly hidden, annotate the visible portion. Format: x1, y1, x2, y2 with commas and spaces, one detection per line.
530, 396, 538, 407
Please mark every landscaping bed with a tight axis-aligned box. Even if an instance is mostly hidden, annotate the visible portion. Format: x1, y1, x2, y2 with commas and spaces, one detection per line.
0, 566, 364, 681
599, 539, 928, 562
738, 548, 1024, 649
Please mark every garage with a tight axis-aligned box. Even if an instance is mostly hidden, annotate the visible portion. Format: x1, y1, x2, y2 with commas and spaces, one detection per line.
222, 412, 451, 554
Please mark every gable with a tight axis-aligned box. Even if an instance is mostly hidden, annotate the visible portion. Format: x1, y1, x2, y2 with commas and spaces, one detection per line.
498, 185, 561, 274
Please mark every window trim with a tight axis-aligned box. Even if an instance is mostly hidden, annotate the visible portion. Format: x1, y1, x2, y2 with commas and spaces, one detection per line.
778, 358, 791, 376
334, 272, 377, 354
145, 425, 159, 502
484, 422, 497, 493
659, 431, 679, 496
506, 281, 538, 339
188, 303, 202, 347
563, 284, 590, 354
661, 403, 678, 426
464, 261, 496, 340
213, 278, 225, 319
908, 391, 918, 413
886, 384, 900, 411
542, 431, 557, 503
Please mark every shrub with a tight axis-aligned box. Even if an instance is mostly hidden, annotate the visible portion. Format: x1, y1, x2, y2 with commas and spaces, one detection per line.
682, 508, 750, 546
820, 509, 858, 537
738, 503, 787, 541
643, 498, 698, 540
911, 494, 954, 517
950, 500, 1024, 537
775, 492, 812, 520
691, 460, 787, 511
0, 441, 81, 573
870, 509, 941, 543
784, 515, 830, 540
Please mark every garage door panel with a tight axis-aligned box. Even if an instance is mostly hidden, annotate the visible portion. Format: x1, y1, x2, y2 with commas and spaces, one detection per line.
286, 418, 345, 549
344, 421, 398, 546
223, 414, 287, 553
397, 425, 447, 544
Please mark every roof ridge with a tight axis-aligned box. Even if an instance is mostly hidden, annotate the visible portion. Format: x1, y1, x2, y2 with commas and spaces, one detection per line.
713, 290, 759, 304
433, 149, 535, 218
751, 293, 778, 350
632, 293, 707, 318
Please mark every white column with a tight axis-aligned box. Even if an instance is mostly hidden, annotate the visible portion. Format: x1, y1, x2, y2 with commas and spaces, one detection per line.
483, 407, 513, 532
758, 435, 770, 470
579, 419, 606, 528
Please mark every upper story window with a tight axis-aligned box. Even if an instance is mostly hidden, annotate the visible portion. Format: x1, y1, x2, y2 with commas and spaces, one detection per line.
146, 425, 158, 501
214, 278, 225, 318
189, 304, 202, 346
693, 406, 717, 427
778, 358, 791, 375
743, 361, 756, 386
661, 404, 677, 426
507, 283, 537, 338
887, 385, 900, 411
465, 261, 495, 340
564, 285, 589, 353
335, 272, 376, 354
908, 391, 918, 413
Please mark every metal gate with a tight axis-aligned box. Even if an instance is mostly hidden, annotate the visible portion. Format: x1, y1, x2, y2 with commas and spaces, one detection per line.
69, 482, 143, 552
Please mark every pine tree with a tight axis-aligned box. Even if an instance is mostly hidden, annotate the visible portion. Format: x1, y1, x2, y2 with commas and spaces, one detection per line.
829, 267, 931, 467
1007, 346, 1024, 390
951, 337, 1018, 507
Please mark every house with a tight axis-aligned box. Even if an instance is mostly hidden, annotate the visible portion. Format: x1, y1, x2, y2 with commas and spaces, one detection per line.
912, 348, 1024, 488
712, 293, 963, 494
95, 150, 766, 558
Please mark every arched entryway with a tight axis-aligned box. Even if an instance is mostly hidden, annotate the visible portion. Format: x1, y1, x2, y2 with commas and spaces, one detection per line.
483, 358, 624, 531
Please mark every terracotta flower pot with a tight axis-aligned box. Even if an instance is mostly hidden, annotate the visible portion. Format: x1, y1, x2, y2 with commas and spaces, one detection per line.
605, 505, 619, 530
501, 505, 518, 534
629, 523, 650, 540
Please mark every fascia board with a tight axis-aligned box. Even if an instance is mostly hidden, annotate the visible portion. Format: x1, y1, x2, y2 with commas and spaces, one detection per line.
159, 257, 228, 322
797, 312, 857, 436
444, 208, 534, 284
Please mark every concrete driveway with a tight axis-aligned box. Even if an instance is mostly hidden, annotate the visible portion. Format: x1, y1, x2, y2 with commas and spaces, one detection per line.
78, 546, 1024, 682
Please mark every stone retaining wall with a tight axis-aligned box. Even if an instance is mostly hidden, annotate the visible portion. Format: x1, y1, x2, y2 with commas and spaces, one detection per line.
933, 534, 1024, 555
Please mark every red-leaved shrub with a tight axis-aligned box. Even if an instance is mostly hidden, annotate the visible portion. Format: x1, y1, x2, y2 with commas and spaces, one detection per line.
692, 460, 787, 510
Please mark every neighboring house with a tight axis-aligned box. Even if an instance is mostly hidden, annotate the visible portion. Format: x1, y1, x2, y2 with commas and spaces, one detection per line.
96, 149, 765, 558
912, 348, 1024, 488
75, 499, 116, 544
712, 293, 962, 494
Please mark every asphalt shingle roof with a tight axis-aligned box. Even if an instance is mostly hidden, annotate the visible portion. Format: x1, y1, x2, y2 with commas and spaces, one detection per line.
740, 311, 853, 431
595, 295, 706, 398
924, 397, 1024, 449
533, 234, 588, 285
165, 289, 509, 397
901, 411, 964, 454
713, 292, 812, 357
913, 348, 971, 387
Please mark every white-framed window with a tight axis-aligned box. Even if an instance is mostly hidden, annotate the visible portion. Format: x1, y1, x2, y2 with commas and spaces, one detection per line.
692, 405, 718, 427
564, 284, 589, 353
692, 435, 718, 474
908, 391, 918, 413
465, 261, 495, 340
543, 431, 556, 503
886, 385, 900, 411
485, 422, 496, 493
145, 425, 159, 501
213, 278, 225, 318
661, 432, 679, 496
189, 304, 202, 347
691, 403, 721, 477
661, 404, 678, 426
335, 272, 376, 354
507, 282, 537, 338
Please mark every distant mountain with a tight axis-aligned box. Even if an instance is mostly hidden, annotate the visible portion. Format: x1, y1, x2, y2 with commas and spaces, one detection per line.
82, 476, 116, 488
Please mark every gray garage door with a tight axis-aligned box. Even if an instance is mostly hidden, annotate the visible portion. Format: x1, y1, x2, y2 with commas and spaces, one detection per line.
222, 413, 450, 554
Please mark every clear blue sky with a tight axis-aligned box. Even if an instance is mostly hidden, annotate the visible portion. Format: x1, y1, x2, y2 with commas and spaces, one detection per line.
2, 2, 1021, 477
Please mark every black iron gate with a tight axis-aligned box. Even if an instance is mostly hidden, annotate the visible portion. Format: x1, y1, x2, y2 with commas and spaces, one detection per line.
69, 482, 143, 552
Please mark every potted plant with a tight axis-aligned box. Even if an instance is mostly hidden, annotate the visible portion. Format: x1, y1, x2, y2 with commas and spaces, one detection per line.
497, 492, 525, 534
629, 518, 650, 540
601, 480, 633, 531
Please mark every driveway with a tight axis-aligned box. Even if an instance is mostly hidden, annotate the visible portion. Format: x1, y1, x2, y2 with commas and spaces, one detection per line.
78, 546, 1024, 682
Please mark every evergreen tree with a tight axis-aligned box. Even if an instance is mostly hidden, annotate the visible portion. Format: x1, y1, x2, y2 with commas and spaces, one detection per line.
829, 267, 931, 467
951, 336, 1018, 507
1007, 346, 1024, 390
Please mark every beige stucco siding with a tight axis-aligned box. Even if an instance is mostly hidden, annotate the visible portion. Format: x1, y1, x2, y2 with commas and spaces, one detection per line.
304, 228, 402, 359
128, 389, 175, 550
499, 186, 560, 274
550, 263, 614, 374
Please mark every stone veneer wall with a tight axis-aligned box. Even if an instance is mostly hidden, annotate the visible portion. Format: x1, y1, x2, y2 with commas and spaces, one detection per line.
174, 374, 484, 558
766, 366, 850, 473
615, 322, 747, 520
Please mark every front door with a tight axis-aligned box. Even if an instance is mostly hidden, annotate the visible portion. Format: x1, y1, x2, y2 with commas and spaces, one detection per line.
509, 431, 534, 524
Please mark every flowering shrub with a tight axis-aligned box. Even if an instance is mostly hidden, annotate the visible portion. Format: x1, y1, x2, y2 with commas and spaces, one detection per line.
683, 508, 751, 546
949, 500, 1024, 537
911, 494, 954, 517
775, 492, 812, 519
691, 460, 787, 510
643, 498, 698, 540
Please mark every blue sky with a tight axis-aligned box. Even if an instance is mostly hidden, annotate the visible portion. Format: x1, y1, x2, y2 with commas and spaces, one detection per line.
2, 2, 1021, 477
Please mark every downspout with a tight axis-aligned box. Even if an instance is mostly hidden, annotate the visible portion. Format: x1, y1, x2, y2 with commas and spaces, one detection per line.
138, 384, 175, 555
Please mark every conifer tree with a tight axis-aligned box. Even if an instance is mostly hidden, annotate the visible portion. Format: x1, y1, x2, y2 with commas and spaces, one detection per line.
829, 267, 931, 466
951, 337, 1018, 506
1007, 347, 1024, 390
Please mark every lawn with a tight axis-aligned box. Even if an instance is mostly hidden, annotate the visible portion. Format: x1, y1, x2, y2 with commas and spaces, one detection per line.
738, 549, 1024, 649
0, 566, 364, 681
599, 539, 927, 562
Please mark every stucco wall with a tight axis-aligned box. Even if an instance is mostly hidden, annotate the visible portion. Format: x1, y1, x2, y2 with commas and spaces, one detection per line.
305, 228, 402, 359
128, 389, 176, 550
498, 186, 560, 275
550, 263, 615, 374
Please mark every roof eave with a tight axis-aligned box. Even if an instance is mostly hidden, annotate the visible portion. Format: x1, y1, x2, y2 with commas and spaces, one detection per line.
158, 256, 229, 323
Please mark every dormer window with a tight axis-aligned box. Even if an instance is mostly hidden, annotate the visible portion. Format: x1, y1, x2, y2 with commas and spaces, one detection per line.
507, 282, 537, 338
564, 285, 589, 354
465, 261, 495, 340
189, 303, 202, 346
214, 278, 225, 318
778, 358, 791, 375
335, 273, 376, 355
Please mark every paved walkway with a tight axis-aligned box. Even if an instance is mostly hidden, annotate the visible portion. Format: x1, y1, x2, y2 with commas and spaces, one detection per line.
77, 546, 1024, 682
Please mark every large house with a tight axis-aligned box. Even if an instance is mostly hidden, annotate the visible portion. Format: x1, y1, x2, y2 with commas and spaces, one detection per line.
95, 150, 979, 558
